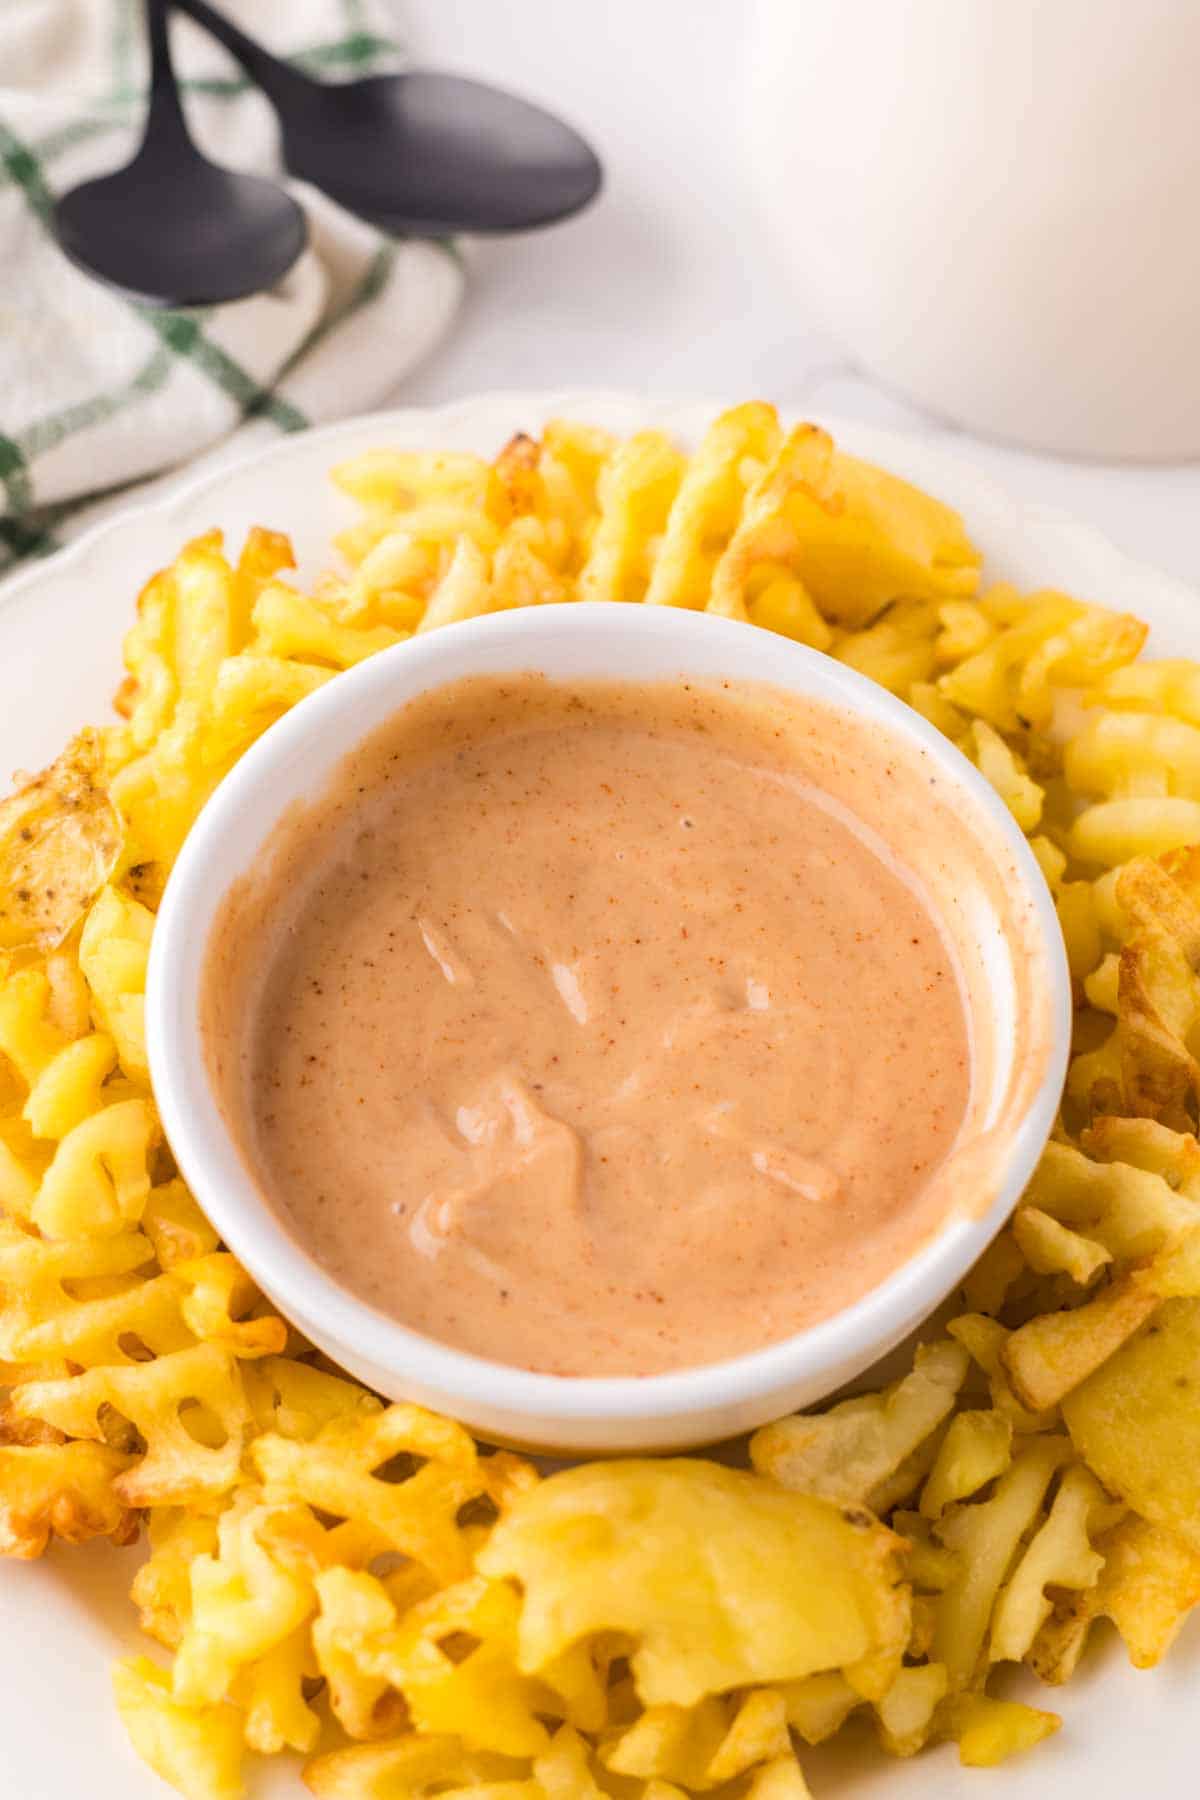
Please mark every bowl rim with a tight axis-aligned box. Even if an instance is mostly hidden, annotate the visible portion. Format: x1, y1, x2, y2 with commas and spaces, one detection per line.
147, 600, 1072, 1429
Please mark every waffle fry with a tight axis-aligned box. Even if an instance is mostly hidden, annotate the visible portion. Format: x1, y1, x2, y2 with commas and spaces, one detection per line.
315, 1571, 555, 1756
918, 1410, 1013, 1520
578, 431, 687, 605
113, 1656, 246, 1800
477, 1459, 909, 1709
0, 1437, 136, 1556
250, 1405, 530, 1586
988, 1464, 1113, 1663
1001, 1277, 1161, 1413
303, 1734, 534, 1800
1030, 1513, 1200, 1680
603, 1689, 796, 1789
948, 1695, 1061, 1768
172, 1491, 318, 1712
644, 403, 781, 611
872, 1662, 949, 1758
932, 1436, 1074, 1688
3, 404, 1200, 1799
750, 1341, 969, 1506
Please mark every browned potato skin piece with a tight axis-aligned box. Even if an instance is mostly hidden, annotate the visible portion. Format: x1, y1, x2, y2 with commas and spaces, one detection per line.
1063, 1298, 1200, 1549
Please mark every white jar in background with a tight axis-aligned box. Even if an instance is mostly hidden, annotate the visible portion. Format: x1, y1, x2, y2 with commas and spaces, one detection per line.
744, 0, 1200, 459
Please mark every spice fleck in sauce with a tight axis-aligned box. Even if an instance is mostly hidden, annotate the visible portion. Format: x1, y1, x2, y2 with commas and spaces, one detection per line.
204, 676, 972, 1375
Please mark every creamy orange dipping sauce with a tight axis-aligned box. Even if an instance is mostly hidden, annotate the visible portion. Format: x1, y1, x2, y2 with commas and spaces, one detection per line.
204, 676, 973, 1376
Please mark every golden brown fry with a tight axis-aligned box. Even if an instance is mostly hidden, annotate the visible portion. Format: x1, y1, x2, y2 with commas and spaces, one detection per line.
577, 431, 686, 605
945, 1694, 1061, 1767
707, 424, 838, 623
918, 1410, 1012, 1520
1030, 1513, 1200, 1683
251, 1403, 523, 1587
304, 1734, 528, 1800
1012, 1206, 1112, 1286
1062, 1297, 1200, 1548
132, 1507, 221, 1649
872, 1662, 948, 1758
931, 1436, 1073, 1689
945, 1313, 1058, 1433
9, 1341, 252, 1507
750, 1340, 968, 1505
113, 1657, 245, 1800
1001, 1278, 1161, 1413
1021, 1138, 1199, 1265
989, 1463, 1110, 1663
645, 402, 782, 612
0, 731, 122, 950
0, 1438, 136, 1556
1082, 1113, 1200, 1195
1086, 1515, 1200, 1666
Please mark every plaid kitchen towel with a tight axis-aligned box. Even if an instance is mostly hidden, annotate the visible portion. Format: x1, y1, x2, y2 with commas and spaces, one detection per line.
0, 0, 464, 574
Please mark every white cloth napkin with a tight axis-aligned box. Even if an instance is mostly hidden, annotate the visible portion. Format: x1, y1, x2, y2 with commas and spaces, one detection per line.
0, 0, 463, 574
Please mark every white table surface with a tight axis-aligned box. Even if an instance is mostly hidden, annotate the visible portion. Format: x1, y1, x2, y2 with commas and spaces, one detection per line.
400, 0, 1200, 593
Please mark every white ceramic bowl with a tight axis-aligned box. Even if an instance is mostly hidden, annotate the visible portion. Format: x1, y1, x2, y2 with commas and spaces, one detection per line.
148, 600, 1071, 1453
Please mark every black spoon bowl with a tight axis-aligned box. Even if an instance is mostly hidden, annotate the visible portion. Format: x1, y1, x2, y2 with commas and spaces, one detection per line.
172, 0, 603, 238
276, 69, 602, 239
54, 0, 307, 307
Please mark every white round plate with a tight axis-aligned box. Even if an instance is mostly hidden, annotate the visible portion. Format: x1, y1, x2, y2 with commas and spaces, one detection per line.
1, 392, 1196, 1798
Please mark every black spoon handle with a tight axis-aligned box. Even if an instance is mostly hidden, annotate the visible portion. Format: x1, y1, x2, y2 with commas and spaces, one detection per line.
168, 0, 315, 107
142, 0, 196, 151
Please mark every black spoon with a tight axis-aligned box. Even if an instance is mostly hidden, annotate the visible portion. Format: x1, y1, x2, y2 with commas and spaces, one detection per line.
54, 0, 307, 307
54, 0, 602, 308
171, 0, 603, 239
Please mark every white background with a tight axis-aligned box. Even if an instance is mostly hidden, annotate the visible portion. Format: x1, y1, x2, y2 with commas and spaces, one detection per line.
401, 0, 1200, 591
